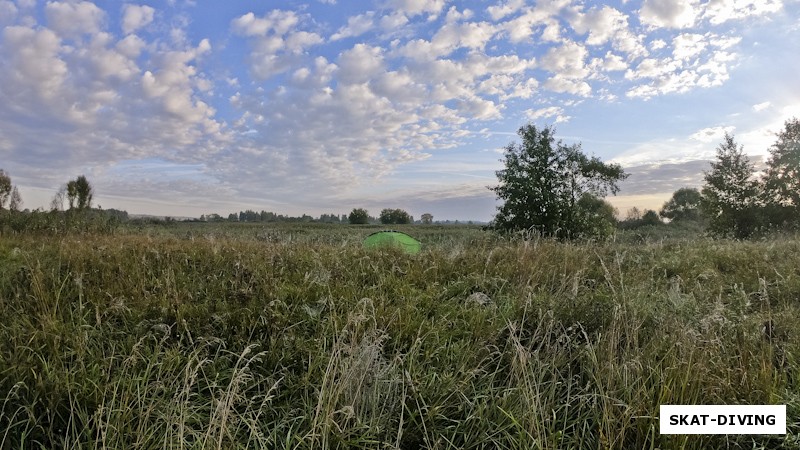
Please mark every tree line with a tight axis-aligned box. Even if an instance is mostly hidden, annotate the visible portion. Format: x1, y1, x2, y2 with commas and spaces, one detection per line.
490, 117, 800, 239
0, 172, 96, 213
206, 208, 436, 225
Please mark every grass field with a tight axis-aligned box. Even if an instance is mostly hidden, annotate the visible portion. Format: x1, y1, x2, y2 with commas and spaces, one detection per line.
1, 222, 798, 448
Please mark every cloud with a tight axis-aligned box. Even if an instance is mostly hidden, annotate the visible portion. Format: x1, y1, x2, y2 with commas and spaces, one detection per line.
487, 0, 525, 21
625, 33, 739, 98
619, 160, 711, 195
702, 0, 783, 25
570, 5, 629, 46
689, 125, 735, 143
388, 0, 447, 17
399, 20, 497, 60
525, 106, 570, 123
231, 10, 322, 79
122, 4, 155, 35
753, 101, 771, 112
44, 1, 105, 38
231, 10, 299, 37
639, 0, 699, 29
0, 1, 17, 25
330, 11, 375, 41
0, 11, 227, 192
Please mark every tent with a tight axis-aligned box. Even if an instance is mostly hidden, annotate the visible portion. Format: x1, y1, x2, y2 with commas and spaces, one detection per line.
363, 230, 421, 254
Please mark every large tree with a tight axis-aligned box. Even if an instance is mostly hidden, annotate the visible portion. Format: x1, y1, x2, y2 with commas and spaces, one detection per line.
701, 133, 761, 238
379, 208, 412, 225
763, 117, 800, 226
348, 208, 369, 224
0, 169, 11, 210
660, 187, 704, 222
490, 124, 627, 239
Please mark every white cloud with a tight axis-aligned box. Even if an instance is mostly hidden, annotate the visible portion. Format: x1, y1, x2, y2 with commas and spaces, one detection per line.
753, 101, 771, 112
231, 10, 299, 37
330, 11, 374, 41
702, 0, 783, 25
0, 1, 17, 25
599, 51, 628, 71
672, 33, 706, 59
689, 125, 735, 143
399, 21, 497, 60
625, 32, 739, 98
337, 44, 384, 84
487, 0, 525, 21
380, 12, 408, 30
232, 10, 322, 79
0, 12, 228, 193
389, 0, 447, 17
539, 41, 590, 79
525, 106, 570, 123
122, 4, 155, 35
570, 6, 628, 46
45, 1, 105, 38
640, 0, 699, 29
544, 75, 591, 96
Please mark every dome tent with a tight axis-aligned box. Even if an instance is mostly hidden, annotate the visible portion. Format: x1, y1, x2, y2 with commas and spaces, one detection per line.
363, 230, 421, 255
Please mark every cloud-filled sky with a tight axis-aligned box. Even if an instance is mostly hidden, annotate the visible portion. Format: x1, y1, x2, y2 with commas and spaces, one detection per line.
1, 0, 799, 220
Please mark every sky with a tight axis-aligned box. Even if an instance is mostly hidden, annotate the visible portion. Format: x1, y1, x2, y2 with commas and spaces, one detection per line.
1, 0, 799, 221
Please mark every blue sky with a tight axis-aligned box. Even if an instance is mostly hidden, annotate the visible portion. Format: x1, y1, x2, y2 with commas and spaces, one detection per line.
1, 0, 798, 220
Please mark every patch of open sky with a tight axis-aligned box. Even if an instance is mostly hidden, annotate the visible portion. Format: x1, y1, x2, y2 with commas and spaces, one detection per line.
109, 158, 208, 180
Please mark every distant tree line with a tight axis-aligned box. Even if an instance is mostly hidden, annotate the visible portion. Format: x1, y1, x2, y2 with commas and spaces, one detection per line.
202, 210, 351, 224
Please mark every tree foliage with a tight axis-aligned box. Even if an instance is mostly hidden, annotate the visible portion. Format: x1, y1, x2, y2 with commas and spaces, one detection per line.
65, 175, 94, 210
660, 187, 704, 221
763, 117, 800, 226
490, 124, 627, 239
0, 169, 11, 210
379, 208, 412, 225
348, 208, 369, 225
421, 213, 433, 224
9, 186, 22, 211
701, 133, 761, 238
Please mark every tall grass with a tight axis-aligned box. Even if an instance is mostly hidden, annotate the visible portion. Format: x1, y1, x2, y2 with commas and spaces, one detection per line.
0, 225, 798, 448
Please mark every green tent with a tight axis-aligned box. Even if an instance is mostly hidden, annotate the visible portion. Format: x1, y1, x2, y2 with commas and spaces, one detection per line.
363, 230, 421, 254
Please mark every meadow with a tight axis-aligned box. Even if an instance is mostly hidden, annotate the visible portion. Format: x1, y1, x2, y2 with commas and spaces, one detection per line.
1, 221, 798, 449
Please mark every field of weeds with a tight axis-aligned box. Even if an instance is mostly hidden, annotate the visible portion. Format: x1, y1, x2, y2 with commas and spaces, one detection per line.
1, 223, 799, 449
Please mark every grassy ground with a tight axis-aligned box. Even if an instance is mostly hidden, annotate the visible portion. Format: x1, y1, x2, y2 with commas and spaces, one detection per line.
1, 222, 798, 448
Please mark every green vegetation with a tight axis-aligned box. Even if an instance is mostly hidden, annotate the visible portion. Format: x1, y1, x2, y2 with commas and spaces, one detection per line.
349, 208, 370, 225
1, 222, 798, 449
379, 208, 413, 225
490, 124, 627, 240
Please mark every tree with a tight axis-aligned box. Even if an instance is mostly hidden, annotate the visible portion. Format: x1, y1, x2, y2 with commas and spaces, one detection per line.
763, 117, 800, 227
576, 193, 618, 236
421, 213, 433, 224
625, 207, 641, 222
65, 175, 93, 210
348, 208, 369, 224
379, 208, 412, 225
660, 187, 704, 221
490, 124, 627, 239
701, 133, 761, 238
8, 186, 22, 211
641, 209, 662, 226
51, 185, 67, 211
0, 169, 11, 209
